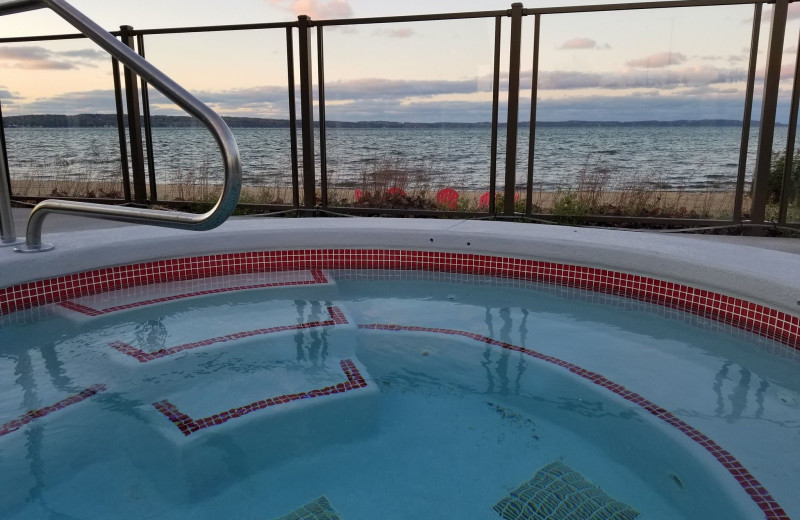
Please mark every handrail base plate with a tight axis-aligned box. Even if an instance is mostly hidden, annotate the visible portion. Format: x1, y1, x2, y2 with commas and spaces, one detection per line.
0, 237, 24, 247
14, 242, 55, 253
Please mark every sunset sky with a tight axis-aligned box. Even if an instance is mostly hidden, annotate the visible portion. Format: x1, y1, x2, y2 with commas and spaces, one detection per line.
0, 0, 799, 122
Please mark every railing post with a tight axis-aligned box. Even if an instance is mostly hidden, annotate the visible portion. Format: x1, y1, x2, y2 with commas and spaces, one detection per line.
317, 26, 328, 208
526, 13, 540, 217
489, 16, 501, 215
733, 3, 761, 225
137, 33, 157, 204
503, 2, 523, 216
119, 25, 148, 205
751, 0, 788, 225
286, 27, 300, 209
297, 15, 317, 208
0, 98, 23, 246
779, 26, 800, 224
112, 57, 132, 202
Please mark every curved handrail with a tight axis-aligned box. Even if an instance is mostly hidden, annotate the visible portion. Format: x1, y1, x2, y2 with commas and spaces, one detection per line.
0, 0, 242, 252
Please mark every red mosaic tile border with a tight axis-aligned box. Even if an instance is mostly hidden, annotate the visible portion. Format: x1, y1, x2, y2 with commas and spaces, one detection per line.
152, 359, 366, 437
0, 384, 107, 438
1, 249, 797, 350
109, 305, 348, 362
358, 324, 788, 520
58, 269, 329, 317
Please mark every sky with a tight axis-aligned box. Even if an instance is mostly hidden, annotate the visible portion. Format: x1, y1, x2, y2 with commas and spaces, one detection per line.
0, 0, 800, 122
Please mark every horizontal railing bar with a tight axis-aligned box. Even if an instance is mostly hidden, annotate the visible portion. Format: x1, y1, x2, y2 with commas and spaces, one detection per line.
312, 10, 511, 27
0, 32, 88, 43
529, 214, 737, 226
324, 205, 492, 218
0, 23, 295, 44
528, 0, 770, 15
0, 0, 776, 44
131, 21, 296, 36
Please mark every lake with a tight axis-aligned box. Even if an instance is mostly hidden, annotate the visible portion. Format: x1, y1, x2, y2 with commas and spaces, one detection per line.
3, 125, 789, 192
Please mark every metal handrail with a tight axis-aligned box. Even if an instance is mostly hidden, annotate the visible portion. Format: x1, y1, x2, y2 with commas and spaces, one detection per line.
0, 0, 242, 252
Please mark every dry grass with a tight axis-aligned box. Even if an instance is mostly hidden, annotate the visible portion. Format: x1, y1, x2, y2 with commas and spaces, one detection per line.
8, 153, 762, 220
11, 178, 125, 199
10, 177, 746, 219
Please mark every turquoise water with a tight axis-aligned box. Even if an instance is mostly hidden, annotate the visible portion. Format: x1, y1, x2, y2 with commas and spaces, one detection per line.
1, 273, 798, 519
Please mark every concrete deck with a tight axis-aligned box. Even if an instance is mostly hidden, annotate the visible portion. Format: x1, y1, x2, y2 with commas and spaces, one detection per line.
8, 207, 800, 254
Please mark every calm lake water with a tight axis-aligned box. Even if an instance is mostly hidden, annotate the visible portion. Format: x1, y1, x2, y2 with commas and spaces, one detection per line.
3, 125, 790, 191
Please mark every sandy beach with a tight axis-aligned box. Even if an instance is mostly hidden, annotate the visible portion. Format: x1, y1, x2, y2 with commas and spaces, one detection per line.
10, 178, 745, 218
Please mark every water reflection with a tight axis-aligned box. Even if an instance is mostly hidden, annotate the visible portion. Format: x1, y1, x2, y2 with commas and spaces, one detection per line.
713, 361, 769, 423
293, 300, 330, 368
481, 306, 528, 397
133, 319, 168, 353
39, 342, 71, 392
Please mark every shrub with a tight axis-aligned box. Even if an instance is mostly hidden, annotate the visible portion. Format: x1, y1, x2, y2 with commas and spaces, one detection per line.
352, 190, 437, 210
766, 149, 800, 203
551, 191, 593, 217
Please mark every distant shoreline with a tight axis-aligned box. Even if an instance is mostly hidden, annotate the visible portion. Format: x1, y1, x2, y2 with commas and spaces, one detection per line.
2, 113, 784, 129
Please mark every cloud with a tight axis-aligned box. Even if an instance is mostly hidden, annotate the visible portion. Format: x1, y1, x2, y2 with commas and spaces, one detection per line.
385, 28, 414, 38
6, 83, 789, 123
266, 0, 352, 19
0, 45, 106, 70
324, 77, 483, 100
0, 86, 23, 103
60, 49, 108, 60
11, 89, 118, 113
560, 37, 597, 50
7, 63, 749, 115
2, 58, 770, 123
535, 93, 756, 122
194, 85, 290, 106
325, 99, 497, 123
626, 52, 687, 68
529, 64, 745, 91
0, 46, 73, 70
323, 91, 771, 123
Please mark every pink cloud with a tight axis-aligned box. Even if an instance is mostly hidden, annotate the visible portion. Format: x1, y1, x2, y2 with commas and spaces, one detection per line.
626, 52, 687, 68
0, 46, 104, 70
372, 27, 414, 38
388, 28, 414, 38
560, 37, 597, 50
267, 0, 352, 19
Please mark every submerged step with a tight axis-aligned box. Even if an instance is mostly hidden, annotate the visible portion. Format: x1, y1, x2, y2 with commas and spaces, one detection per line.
80, 287, 354, 367
109, 305, 349, 363
152, 358, 370, 438
144, 354, 378, 499
56, 269, 336, 319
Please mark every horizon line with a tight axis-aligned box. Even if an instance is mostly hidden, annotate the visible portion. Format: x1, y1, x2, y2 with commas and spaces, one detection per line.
2, 113, 785, 126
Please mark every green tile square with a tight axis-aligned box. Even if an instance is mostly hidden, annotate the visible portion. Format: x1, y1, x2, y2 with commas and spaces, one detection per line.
493, 462, 640, 520
273, 496, 343, 520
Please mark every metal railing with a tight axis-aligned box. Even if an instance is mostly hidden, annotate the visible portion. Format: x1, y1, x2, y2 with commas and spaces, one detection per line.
0, 0, 798, 232
0, 0, 242, 252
